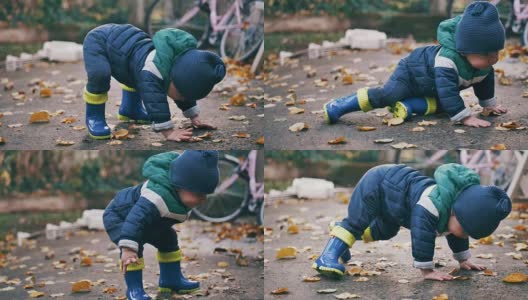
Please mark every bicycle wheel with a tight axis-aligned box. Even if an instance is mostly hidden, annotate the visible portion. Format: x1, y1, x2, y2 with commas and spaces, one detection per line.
145, 0, 210, 48
220, 0, 264, 62
192, 156, 250, 222
522, 21, 528, 46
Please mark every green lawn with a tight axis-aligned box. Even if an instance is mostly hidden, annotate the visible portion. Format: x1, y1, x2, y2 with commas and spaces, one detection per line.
0, 43, 43, 61
0, 211, 82, 239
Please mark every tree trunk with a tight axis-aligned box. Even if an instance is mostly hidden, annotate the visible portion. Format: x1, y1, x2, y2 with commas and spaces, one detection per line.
430, 0, 449, 16
128, 0, 145, 28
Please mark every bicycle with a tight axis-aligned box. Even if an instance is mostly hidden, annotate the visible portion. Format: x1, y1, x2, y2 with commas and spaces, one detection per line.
192, 150, 264, 224
447, 0, 528, 45
145, 0, 264, 62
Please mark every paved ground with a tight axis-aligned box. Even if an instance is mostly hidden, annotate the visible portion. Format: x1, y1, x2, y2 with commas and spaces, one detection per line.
0, 218, 264, 299
264, 195, 528, 300
263, 45, 528, 150
0, 60, 264, 150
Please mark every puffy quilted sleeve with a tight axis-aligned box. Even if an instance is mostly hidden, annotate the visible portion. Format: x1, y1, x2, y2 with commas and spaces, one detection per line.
472, 69, 496, 107
118, 197, 161, 252
434, 58, 471, 122
138, 70, 174, 131
446, 234, 471, 261
410, 204, 439, 269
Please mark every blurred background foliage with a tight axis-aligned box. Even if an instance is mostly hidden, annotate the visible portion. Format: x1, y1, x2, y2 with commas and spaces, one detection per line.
266, 0, 432, 17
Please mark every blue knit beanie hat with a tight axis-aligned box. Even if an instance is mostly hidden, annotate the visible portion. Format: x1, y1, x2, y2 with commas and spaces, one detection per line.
170, 150, 219, 194
170, 49, 226, 101
455, 1, 505, 54
453, 185, 511, 239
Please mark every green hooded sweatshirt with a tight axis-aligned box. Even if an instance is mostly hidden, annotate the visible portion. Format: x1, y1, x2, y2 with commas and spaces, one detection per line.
436, 16, 492, 85
141, 151, 190, 222
428, 163, 481, 233
152, 28, 198, 92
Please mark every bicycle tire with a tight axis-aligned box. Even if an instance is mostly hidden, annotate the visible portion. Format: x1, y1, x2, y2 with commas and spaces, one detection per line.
522, 21, 528, 46
219, 1, 263, 62
144, 0, 210, 48
192, 156, 250, 223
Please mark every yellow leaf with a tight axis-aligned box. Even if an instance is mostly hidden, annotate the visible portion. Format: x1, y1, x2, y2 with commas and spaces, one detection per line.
432, 294, 449, 300
289, 122, 309, 132
288, 107, 305, 114
56, 139, 75, 146
71, 280, 92, 293
490, 144, 507, 150
29, 111, 50, 123
276, 246, 296, 259
357, 126, 376, 132
342, 74, 354, 85
502, 273, 528, 283
217, 261, 229, 268
478, 236, 493, 245
229, 93, 246, 106
386, 117, 404, 126
287, 224, 300, 234
328, 137, 346, 145
302, 276, 320, 282
28, 291, 45, 298
61, 117, 77, 124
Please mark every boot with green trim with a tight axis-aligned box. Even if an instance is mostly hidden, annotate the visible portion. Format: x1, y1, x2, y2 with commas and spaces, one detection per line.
312, 225, 355, 278
324, 87, 372, 124
117, 84, 150, 124
84, 88, 111, 139
391, 96, 437, 120
124, 258, 152, 300
157, 250, 199, 294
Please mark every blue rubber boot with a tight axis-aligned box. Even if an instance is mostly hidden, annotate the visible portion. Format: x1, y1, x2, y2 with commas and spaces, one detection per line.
324, 87, 372, 124
328, 222, 351, 263
392, 96, 437, 120
84, 88, 111, 139
158, 250, 200, 294
118, 84, 150, 124
124, 258, 151, 300
312, 225, 355, 278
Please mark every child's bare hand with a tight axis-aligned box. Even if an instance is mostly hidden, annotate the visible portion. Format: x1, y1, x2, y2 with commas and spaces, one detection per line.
459, 260, 486, 271
462, 115, 491, 128
161, 128, 193, 142
482, 105, 507, 115
121, 247, 138, 273
191, 116, 217, 130
421, 269, 454, 281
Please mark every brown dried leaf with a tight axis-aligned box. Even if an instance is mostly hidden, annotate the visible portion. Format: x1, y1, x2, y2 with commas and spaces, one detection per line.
417, 120, 437, 126
287, 224, 300, 234
71, 280, 91, 293
256, 136, 264, 145
56, 139, 75, 146
432, 294, 449, 300
328, 137, 346, 145
229, 93, 246, 106
61, 117, 77, 124
29, 111, 50, 123
40, 88, 52, 97
28, 291, 45, 298
386, 117, 404, 126
334, 292, 361, 299
342, 74, 354, 85
270, 287, 289, 295
411, 126, 425, 132
112, 129, 129, 140
391, 142, 417, 149
302, 276, 320, 282
233, 132, 250, 138
288, 107, 305, 114
107, 140, 123, 146
80, 257, 92, 267
317, 288, 337, 294
490, 144, 507, 150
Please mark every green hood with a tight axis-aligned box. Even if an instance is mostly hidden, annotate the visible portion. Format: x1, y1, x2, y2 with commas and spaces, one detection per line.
436, 16, 491, 80
429, 163, 481, 233
142, 152, 190, 220
152, 29, 197, 91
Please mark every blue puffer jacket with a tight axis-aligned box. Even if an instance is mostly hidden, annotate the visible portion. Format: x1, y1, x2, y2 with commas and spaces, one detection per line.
355, 165, 472, 270
400, 15, 495, 122
83, 24, 198, 125
102, 152, 191, 253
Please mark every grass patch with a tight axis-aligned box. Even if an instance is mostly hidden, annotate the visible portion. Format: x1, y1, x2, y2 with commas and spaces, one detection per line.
0, 211, 82, 239
0, 43, 43, 61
